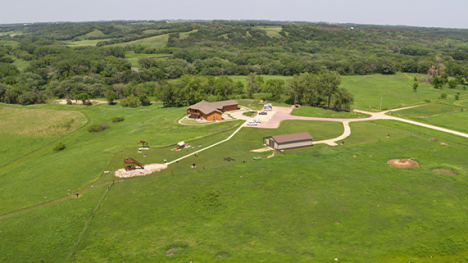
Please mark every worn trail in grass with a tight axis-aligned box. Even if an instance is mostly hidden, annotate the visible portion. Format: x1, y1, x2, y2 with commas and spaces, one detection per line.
72, 131, 468, 262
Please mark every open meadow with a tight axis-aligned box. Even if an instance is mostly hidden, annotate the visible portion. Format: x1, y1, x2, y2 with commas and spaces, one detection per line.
189, 73, 467, 112
392, 101, 468, 134
125, 52, 173, 68
0, 73, 468, 262
71, 123, 468, 262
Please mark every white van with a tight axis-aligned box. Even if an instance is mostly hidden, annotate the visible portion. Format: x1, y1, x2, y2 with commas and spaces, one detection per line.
246, 120, 257, 126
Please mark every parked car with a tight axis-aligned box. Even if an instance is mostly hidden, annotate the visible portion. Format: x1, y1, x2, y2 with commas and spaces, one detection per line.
246, 120, 257, 126
258, 111, 267, 115
263, 103, 272, 111
253, 118, 261, 123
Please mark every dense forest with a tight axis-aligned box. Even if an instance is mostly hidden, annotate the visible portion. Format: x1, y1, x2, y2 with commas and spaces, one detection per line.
1, 20, 468, 107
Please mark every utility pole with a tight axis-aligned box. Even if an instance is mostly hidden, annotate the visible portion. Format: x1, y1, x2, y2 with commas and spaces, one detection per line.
380, 97, 382, 111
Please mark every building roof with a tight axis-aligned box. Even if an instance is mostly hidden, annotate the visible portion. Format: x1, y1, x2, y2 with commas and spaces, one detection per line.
210, 100, 238, 108
269, 132, 313, 144
189, 100, 238, 115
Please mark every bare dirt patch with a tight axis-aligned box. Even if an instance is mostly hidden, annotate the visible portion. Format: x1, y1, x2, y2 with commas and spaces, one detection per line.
250, 147, 272, 152
440, 142, 449, 146
114, 163, 167, 178
387, 159, 419, 168
216, 253, 231, 258
432, 168, 457, 176
166, 247, 176, 257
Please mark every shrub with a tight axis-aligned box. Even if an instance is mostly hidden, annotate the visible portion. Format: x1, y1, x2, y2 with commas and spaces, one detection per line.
112, 117, 124, 123
425, 99, 431, 103
85, 101, 93, 106
66, 99, 72, 105
121, 94, 139, 107
439, 93, 447, 99
139, 95, 151, 106
87, 123, 109, 133
53, 142, 66, 152
455, 92, 460, 100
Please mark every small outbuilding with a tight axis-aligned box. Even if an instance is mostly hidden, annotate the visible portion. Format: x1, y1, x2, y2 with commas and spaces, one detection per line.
263, 132, 313, 151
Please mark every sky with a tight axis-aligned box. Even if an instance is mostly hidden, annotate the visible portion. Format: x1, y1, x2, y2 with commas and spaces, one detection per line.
0, 0, 467, 29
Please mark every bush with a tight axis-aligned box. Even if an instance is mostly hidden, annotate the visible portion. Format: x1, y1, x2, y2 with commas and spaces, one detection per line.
112, 117, 124, 123
120, 94, 139, 107
87, 123, 109, 133
440, 93, 447, 99
139, 95, 151, 106
53, 142, 66, 152
66, 99, 72, 105
425, 99, 431, 103
85, 101, 93, 106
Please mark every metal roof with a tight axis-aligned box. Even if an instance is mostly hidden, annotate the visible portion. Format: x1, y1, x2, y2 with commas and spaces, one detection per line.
189, 100, 237, 115
210, 100, 238, 108
269, 132, 313, 144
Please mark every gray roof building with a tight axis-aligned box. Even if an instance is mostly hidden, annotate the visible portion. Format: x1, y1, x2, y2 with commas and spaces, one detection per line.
263, 132, 313, 150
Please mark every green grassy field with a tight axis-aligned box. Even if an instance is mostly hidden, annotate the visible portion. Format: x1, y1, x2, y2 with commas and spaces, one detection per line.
71, 126, 468, 262
392, 102, 468, 133
227, 73, 467, 111
0, 104, 87, 167
66, 39, 112, 47
109, 29, 198, 48
180, 30, 198, 39
341, 73, 466, 111
82, 29, 106, 39
125, 53, 172, 68
292, 106, 371, 118
0, 103, 241, 216
0, 31, 23, 36
0, 185, 106, 262
255, 26, 283, 38
1, 77, 468, 262
110, 34, 170, 48
12, 58, 30, 71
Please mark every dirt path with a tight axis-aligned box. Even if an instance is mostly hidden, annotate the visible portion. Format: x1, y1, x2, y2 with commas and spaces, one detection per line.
167, 120, 247, 165
313, 121, 351, 146
241, 104, 468, 145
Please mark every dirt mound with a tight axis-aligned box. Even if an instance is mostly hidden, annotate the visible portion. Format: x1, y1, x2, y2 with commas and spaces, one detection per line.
387, 159, 419, 168
432, 168, 457, 176
114, 163, 167, 178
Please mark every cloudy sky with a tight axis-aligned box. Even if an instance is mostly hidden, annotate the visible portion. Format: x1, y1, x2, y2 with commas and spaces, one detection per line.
0, 0, 466, 29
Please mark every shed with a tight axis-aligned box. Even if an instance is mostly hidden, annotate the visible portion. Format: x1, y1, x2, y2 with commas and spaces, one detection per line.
263, 132, 313, 150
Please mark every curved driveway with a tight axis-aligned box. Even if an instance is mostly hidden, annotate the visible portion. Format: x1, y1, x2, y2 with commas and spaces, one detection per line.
232, 105, 468, 146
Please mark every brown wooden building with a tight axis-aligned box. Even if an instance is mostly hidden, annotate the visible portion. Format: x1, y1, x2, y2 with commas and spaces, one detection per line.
263, 132, 313, 150
187, 100, 238, 121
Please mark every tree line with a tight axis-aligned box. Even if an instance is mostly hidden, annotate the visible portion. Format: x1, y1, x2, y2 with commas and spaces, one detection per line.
1, 21, 468, 105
